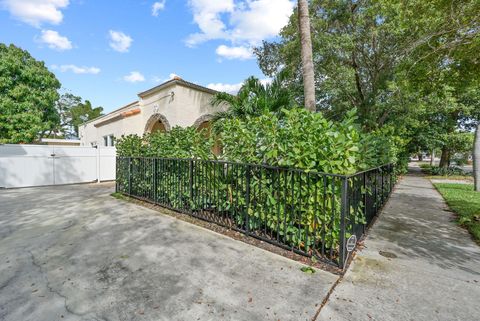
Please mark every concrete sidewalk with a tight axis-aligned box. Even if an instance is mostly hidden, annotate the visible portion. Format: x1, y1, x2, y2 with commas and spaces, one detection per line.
317, 166, 480, 321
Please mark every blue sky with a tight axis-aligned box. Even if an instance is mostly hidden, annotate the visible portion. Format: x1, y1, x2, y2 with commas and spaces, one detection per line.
0, 0, 294, 112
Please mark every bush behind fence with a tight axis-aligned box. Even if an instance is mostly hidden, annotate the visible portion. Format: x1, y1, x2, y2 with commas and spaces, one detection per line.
116, 157, 395, 268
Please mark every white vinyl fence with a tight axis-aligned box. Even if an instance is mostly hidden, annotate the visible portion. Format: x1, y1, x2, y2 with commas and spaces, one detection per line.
0, 144, 116, 189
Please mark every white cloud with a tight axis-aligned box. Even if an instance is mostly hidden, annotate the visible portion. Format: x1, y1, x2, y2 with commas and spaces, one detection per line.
216, 45, 253, 60
52, 64, 100, 74
0, 0, 69, 27
229, 0, 294, 44
186, 0, 294, 59
152, 1, 166, 16
185, 0, 235, 47
152, 73, 180, 83
207, 77, 271, 94
123, 71, 145, 83
207, 82, 243, 94
109, 30, 132, 53
38, 29, 72, 50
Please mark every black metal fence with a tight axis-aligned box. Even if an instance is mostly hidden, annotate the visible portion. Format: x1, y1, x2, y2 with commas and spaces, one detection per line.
116, 157, 395, 269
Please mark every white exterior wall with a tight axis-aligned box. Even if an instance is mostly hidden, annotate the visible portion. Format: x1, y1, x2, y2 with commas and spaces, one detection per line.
139, 82, 178, 127
79, 81, 221, 147
79, 102, 144, 147
169, 85, 219, 127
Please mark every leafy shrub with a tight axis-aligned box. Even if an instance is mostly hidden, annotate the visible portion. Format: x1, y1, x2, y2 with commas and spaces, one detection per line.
419, 163, 432, 171
115, 109, 397, 262
451, 153, 470, 166
421, 164, 468, 176
360, 126, 406, 173
116, 156, 394, 261
116, 126, 214, 159
115, 134, 144, 157
219, 108, 366, 174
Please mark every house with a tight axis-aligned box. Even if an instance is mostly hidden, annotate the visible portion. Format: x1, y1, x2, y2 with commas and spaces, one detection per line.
79, 76, 223, 147
38, 138, 81, 146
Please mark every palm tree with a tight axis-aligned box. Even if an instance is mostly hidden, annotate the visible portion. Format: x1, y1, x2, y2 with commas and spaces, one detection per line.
298, 0, 316, 112
211, 74, 294, 121
474, 122, 479, 191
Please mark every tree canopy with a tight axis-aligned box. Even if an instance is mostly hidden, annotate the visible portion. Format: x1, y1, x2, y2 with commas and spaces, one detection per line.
255, 0, 480, 166
0, 43, 103, 142
0, 43, 60, 143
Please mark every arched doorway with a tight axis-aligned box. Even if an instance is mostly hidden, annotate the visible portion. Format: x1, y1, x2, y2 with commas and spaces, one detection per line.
150, 121, 166, 133
193, 115, 222, 155
145, 113, 171, 134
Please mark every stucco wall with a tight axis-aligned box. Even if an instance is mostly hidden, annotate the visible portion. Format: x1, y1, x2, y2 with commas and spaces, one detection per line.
79, 103, 143, 146
79, 82, 223, 146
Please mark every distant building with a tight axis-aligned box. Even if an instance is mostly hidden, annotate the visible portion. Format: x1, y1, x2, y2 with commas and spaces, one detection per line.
39, 138, 81, 146
79, 77, 223, 147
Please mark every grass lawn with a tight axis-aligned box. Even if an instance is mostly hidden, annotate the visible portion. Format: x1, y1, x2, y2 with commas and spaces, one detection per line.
426, 175, 473, 181
434, 183, 480, 242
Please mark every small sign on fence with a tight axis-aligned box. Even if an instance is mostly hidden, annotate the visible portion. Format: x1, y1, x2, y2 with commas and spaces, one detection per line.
346, 235, 357, 252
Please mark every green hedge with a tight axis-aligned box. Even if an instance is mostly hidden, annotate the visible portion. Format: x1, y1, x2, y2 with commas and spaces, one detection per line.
115, 110, 396, 262
116, 108, 399, 172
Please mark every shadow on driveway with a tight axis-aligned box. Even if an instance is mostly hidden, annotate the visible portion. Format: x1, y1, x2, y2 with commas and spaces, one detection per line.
0, 183, 338, 321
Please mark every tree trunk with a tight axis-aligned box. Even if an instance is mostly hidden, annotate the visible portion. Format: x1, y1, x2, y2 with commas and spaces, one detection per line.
298, 0, 316, 112
418, 153, 423, 161
439, 146, 450, 168
474, 122, 480, 192
430, 149, 435, 166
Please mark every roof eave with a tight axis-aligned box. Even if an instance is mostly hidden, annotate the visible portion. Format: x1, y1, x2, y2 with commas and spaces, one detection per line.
138, 79, 219, 98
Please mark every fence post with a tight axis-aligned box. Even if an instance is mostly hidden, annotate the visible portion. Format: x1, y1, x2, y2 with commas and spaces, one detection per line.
381, 167, 385, 202
245, 164, 251, 234
95, 146, 101, 183
153, 158, 157, 203
189, 159, 194, 206
128, 157, 132, 196
115, 157, 118, 193
339, 176, 348, 270
390, 164, 394, 195
363, 172, 367, 233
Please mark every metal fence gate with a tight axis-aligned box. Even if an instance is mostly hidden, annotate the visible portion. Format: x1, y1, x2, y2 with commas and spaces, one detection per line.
0, 144, 116, 188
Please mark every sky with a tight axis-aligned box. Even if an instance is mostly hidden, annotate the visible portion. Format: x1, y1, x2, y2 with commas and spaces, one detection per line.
0, 0, 294, 113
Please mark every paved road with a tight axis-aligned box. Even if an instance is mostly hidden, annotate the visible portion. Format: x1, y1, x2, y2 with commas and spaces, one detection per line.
317, 166, 480, 321
0, 183, 337, 321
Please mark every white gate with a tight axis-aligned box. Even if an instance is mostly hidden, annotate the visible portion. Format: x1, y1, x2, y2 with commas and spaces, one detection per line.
0, 144, 116, 188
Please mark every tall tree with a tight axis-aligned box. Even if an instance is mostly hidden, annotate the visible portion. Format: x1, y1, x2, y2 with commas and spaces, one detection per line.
256, 0, 479, 168
51, 92, 82, 138
69, 100, 103, 137
474, 123, 480, 192
0, 43, 60, 143
298, 0, 316, 111
49, 93, 103, 139
256, 0, 479, 129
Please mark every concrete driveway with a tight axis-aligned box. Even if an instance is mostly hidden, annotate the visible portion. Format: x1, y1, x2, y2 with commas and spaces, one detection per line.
0, 183, 337, 321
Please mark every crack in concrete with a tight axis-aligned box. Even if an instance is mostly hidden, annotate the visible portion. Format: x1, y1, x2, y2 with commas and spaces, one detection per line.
28, 250, 108, 321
